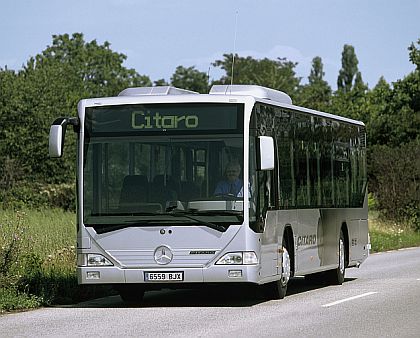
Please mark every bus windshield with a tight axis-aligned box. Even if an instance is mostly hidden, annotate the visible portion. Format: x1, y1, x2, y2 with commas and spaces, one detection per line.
83, 103, 245, 228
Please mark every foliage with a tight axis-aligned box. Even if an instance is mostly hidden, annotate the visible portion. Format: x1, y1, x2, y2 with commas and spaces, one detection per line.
154, 78, 169, 86
297, 56, 332, 111
369, 216, 420, 253
408, 38, 420, 70
369, 141, 420, 230
0, 182, 75, 211
0, 33, 152, 188
0, 209, 112, 311
337, 44, 363, 93
368, 193, 378, 211
213, 54, 301, 99
170, 65, 209, 93
40, 183, 76, 211
0, 288, 41, 313
365, 73, 420, 147
0, 211, 28, 287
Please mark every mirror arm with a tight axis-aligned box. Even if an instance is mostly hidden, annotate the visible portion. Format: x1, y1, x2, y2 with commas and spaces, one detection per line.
52, 117, 80, 132
49, 117, 79, 158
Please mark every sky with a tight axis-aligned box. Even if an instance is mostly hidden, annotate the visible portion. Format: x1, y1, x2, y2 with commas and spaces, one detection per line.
1, 0, 419, 90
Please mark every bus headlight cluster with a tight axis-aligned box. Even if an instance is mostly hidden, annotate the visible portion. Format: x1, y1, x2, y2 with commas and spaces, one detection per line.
216, 252, 258, 265
88, 254, 113, 266
78, 254, 113, 266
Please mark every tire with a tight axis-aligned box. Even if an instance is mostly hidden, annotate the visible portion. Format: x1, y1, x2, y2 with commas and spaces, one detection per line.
117, 284, 145, 304
327, 229, 346, 285
264, 241, 291, 300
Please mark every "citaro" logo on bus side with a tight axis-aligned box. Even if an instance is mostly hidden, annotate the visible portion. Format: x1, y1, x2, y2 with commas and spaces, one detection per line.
132, 111, 199, 129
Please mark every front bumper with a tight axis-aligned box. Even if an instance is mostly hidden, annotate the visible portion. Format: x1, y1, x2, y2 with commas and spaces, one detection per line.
77, 264, 261, 285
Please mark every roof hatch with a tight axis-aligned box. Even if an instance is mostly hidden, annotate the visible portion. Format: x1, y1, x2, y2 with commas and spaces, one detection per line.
209, 85, 292, 104
118, 86, 198, 97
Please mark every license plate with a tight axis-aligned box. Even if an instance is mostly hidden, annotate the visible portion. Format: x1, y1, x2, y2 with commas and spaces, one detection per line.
144, 271, 184, 282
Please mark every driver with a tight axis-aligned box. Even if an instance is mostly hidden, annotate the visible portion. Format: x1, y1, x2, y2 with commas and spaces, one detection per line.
214, 162, 243, 196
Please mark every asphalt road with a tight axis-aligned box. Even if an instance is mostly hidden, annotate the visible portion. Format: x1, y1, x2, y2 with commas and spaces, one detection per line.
1, 247, 420, 337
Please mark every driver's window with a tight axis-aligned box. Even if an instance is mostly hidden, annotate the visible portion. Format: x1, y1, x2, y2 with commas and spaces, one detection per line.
249, 136, 275, 232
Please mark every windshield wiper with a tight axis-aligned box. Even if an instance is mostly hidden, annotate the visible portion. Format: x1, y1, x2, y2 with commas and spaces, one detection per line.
191, 210, 242, 216
89, 223, 147, 234
89, 218, 168, 233
91, 212, 162, 217
185, 209, 243, 222
165, 210, 227, 232
89, 210, 231, 234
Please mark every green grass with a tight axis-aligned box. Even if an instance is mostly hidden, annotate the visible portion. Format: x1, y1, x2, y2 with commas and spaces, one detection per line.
369, 212, 420, 253
0, 209, 112, 313
0, 208, 76, 256
1, 208, 419, 313
0, 288, 41, 314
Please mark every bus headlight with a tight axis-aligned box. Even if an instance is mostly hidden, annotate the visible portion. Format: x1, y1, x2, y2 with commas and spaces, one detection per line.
86, 254, 113, 266
216, 252, 258, 265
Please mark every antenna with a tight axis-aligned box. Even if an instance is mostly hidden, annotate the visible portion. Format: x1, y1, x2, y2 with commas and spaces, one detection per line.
230, 10, 239, 90
207, 66, 211, 89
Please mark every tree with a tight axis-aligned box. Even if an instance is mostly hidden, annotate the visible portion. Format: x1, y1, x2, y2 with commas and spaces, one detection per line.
154, 79, 169, 86
337, 44, 363, 93
213, 54, 301, 98
330, 45, 368, 122
364, 77, 393, 145
364, 39, 420, 147
353, 71, 368, 94
0, 68, 22, 189
0, 33, 152, 185
298, 56, 331, 111
366, 39, 420, 228
408, 38, 420, 71
369, 141, 420, 229
37, 33, 151, 97
170, 66, 209, 93
308, 56, 325, 84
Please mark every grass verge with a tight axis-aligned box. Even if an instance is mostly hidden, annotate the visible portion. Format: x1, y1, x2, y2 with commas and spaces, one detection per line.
0, 209, 111, 314
0, 288, 41, 314
369, 214, 420, 253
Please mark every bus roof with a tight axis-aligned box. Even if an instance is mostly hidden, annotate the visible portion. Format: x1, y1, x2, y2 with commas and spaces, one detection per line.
111, 85, 364, 127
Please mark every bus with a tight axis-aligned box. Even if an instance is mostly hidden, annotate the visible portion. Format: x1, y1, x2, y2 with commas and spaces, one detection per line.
49, 84, 369, 302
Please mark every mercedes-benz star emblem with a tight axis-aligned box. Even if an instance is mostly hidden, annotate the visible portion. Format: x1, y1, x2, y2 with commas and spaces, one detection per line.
154, 245, 173, 265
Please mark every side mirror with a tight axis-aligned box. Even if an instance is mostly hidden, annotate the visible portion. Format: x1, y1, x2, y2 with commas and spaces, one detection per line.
49, 117, 79, 158
49, 124, 64, 158
257, 136, 275, 170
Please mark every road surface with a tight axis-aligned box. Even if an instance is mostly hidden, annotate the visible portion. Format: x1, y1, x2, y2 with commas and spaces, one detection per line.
1, 247, 420, 337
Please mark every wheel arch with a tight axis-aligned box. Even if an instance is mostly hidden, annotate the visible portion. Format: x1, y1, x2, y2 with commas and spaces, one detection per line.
341, 222, 350, 267
283, 225, 295, 277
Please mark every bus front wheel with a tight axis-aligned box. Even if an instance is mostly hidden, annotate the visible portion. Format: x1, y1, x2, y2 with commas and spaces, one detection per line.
264, 243, 290, 300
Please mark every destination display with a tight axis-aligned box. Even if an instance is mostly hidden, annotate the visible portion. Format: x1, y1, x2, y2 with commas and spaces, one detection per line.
85, 103, 243, 134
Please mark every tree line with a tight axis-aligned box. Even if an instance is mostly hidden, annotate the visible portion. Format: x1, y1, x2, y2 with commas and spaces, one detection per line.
0, 33, 418, 228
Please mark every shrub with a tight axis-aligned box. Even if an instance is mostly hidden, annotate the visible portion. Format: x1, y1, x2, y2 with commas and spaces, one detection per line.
368, 192, 378, 210
0, 288, 41, 313
369, 141, 420, 230
0, 182, 76, 211
0, 211, 29, 288
0, 209, 112, 309
0, 184, 49, 210
40, 183, 76, 211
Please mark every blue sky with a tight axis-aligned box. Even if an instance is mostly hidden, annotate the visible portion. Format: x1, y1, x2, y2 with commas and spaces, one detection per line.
1, 0, 419, 89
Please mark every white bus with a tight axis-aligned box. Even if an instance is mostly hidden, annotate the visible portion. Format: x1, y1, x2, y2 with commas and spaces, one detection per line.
49, 85, 369, 302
